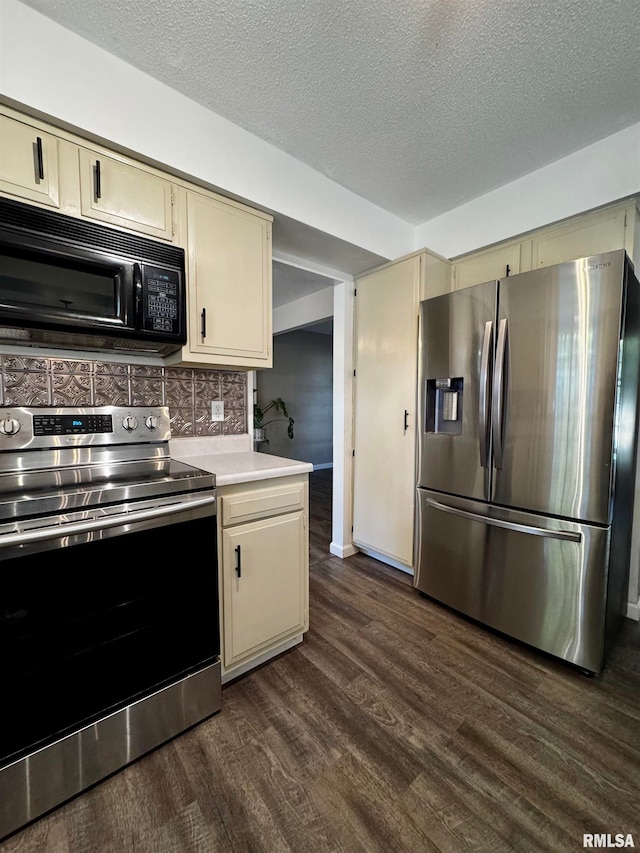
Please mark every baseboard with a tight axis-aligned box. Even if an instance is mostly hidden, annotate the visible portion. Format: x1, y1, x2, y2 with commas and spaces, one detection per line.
313, 463, 333, 470
221, 635, 303, 684
627, 598, 640, 621
330, 542, 358, 559
354, 544, 414, 575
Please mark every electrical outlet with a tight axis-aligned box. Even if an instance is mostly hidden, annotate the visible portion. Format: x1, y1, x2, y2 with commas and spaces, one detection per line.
211, 401, 224, 421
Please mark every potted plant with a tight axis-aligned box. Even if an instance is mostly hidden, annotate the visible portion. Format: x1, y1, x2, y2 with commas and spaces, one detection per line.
253, 397, 294, 442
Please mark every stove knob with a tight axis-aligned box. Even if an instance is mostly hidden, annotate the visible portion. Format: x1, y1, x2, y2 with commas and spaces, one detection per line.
144, 415, 160, 431
122, 416, 138, 431
0, 417, 20, 436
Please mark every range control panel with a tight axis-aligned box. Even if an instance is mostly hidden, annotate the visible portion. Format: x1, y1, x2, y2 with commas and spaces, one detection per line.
33, 413, 114, 436
0, 406, 171, 451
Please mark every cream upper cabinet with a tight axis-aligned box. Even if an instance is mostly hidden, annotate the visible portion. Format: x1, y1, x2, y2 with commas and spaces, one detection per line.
0, 114, 60, 208
531, 205, 630, 269
78, 147, 174, 241
218, 476, 309, 681
451, 242, 521, 290
451, 198, 640, 290
420, 249, 451, 300
172, 189, 272, 369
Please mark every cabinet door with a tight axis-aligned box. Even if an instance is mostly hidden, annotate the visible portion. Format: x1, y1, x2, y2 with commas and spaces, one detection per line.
531, 208, 627, 268
186, 191, 272, 367
352, 255, 420, 568
78, 147, 173, 240
222, 511, 306, 667
0, 115, 60, 208
452, 243, 520, 290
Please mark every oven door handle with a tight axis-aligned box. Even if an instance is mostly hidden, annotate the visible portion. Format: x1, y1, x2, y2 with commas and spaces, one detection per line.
0, 494, 217, 550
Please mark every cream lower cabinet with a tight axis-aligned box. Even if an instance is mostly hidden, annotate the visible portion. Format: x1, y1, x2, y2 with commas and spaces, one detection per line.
218, 475, 309, 682
352, 249, 450, 570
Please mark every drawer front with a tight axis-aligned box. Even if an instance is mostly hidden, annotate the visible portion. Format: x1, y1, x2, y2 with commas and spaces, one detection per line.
221, 481, 305, 527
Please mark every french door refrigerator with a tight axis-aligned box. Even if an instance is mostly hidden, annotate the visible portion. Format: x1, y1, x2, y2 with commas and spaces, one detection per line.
415, 249, 640, 673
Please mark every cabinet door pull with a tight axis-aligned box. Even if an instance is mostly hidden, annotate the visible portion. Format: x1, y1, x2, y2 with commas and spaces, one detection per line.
404, 409, 409, 431
95, 159, 102, 199
235, 545, 242, 578
35, 137, 44, 180
201, 308, 207, 339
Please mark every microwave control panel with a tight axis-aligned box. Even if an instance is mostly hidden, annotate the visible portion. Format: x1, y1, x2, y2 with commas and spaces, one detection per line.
140, 264, 182, 336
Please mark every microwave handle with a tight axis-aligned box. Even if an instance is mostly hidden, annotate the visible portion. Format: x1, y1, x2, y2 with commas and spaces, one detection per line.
133, 263, 143, 323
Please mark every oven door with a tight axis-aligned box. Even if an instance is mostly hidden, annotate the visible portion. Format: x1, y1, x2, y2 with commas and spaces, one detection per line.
0, 491, 220, 770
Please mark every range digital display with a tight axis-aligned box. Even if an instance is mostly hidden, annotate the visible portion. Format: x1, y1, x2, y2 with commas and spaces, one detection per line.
33, 414, 114, 436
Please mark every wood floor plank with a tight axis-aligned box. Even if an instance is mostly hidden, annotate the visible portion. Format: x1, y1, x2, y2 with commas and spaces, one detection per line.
3, 469, 640, 852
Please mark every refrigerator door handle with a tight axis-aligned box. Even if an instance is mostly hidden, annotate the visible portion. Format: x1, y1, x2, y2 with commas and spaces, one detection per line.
478, 321, 493, 467
492, 317, 508, 469
425, 498, 582, 542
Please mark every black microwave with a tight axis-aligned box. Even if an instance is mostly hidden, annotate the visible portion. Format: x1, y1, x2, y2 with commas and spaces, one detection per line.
0, 197, 186, 356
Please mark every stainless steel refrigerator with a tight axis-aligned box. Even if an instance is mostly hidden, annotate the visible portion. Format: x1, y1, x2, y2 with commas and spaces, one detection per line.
415, 249, 640, 673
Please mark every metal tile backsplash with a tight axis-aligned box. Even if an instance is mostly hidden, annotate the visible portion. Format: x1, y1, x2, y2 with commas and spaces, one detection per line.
0, 355, 247, 437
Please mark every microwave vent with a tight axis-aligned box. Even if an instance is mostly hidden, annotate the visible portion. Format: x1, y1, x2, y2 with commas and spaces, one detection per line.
0, 197, 183, 268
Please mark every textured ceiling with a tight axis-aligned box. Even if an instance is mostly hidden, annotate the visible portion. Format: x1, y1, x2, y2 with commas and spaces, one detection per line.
16, 0, 640, 226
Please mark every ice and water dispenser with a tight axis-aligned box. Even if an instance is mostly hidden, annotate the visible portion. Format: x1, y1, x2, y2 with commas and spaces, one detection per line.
425, 377, 463, 435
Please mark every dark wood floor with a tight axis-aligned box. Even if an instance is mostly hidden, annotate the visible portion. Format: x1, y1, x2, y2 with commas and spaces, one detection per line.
3, 467, 640, 852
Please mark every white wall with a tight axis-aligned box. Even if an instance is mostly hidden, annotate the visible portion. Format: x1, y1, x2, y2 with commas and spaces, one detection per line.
273, 287, 334, 336
257, 330, 333, 467
415, 123, 640, 259
0, 0, 414, 263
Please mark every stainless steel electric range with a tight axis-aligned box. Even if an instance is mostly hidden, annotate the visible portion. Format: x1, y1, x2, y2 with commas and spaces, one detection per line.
0, 405, 221, 840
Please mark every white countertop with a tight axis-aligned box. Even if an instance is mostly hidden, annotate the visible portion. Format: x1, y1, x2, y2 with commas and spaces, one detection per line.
170, 434, 313, 486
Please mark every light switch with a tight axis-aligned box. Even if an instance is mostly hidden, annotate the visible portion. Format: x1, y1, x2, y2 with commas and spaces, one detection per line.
211, 401, 224, 421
